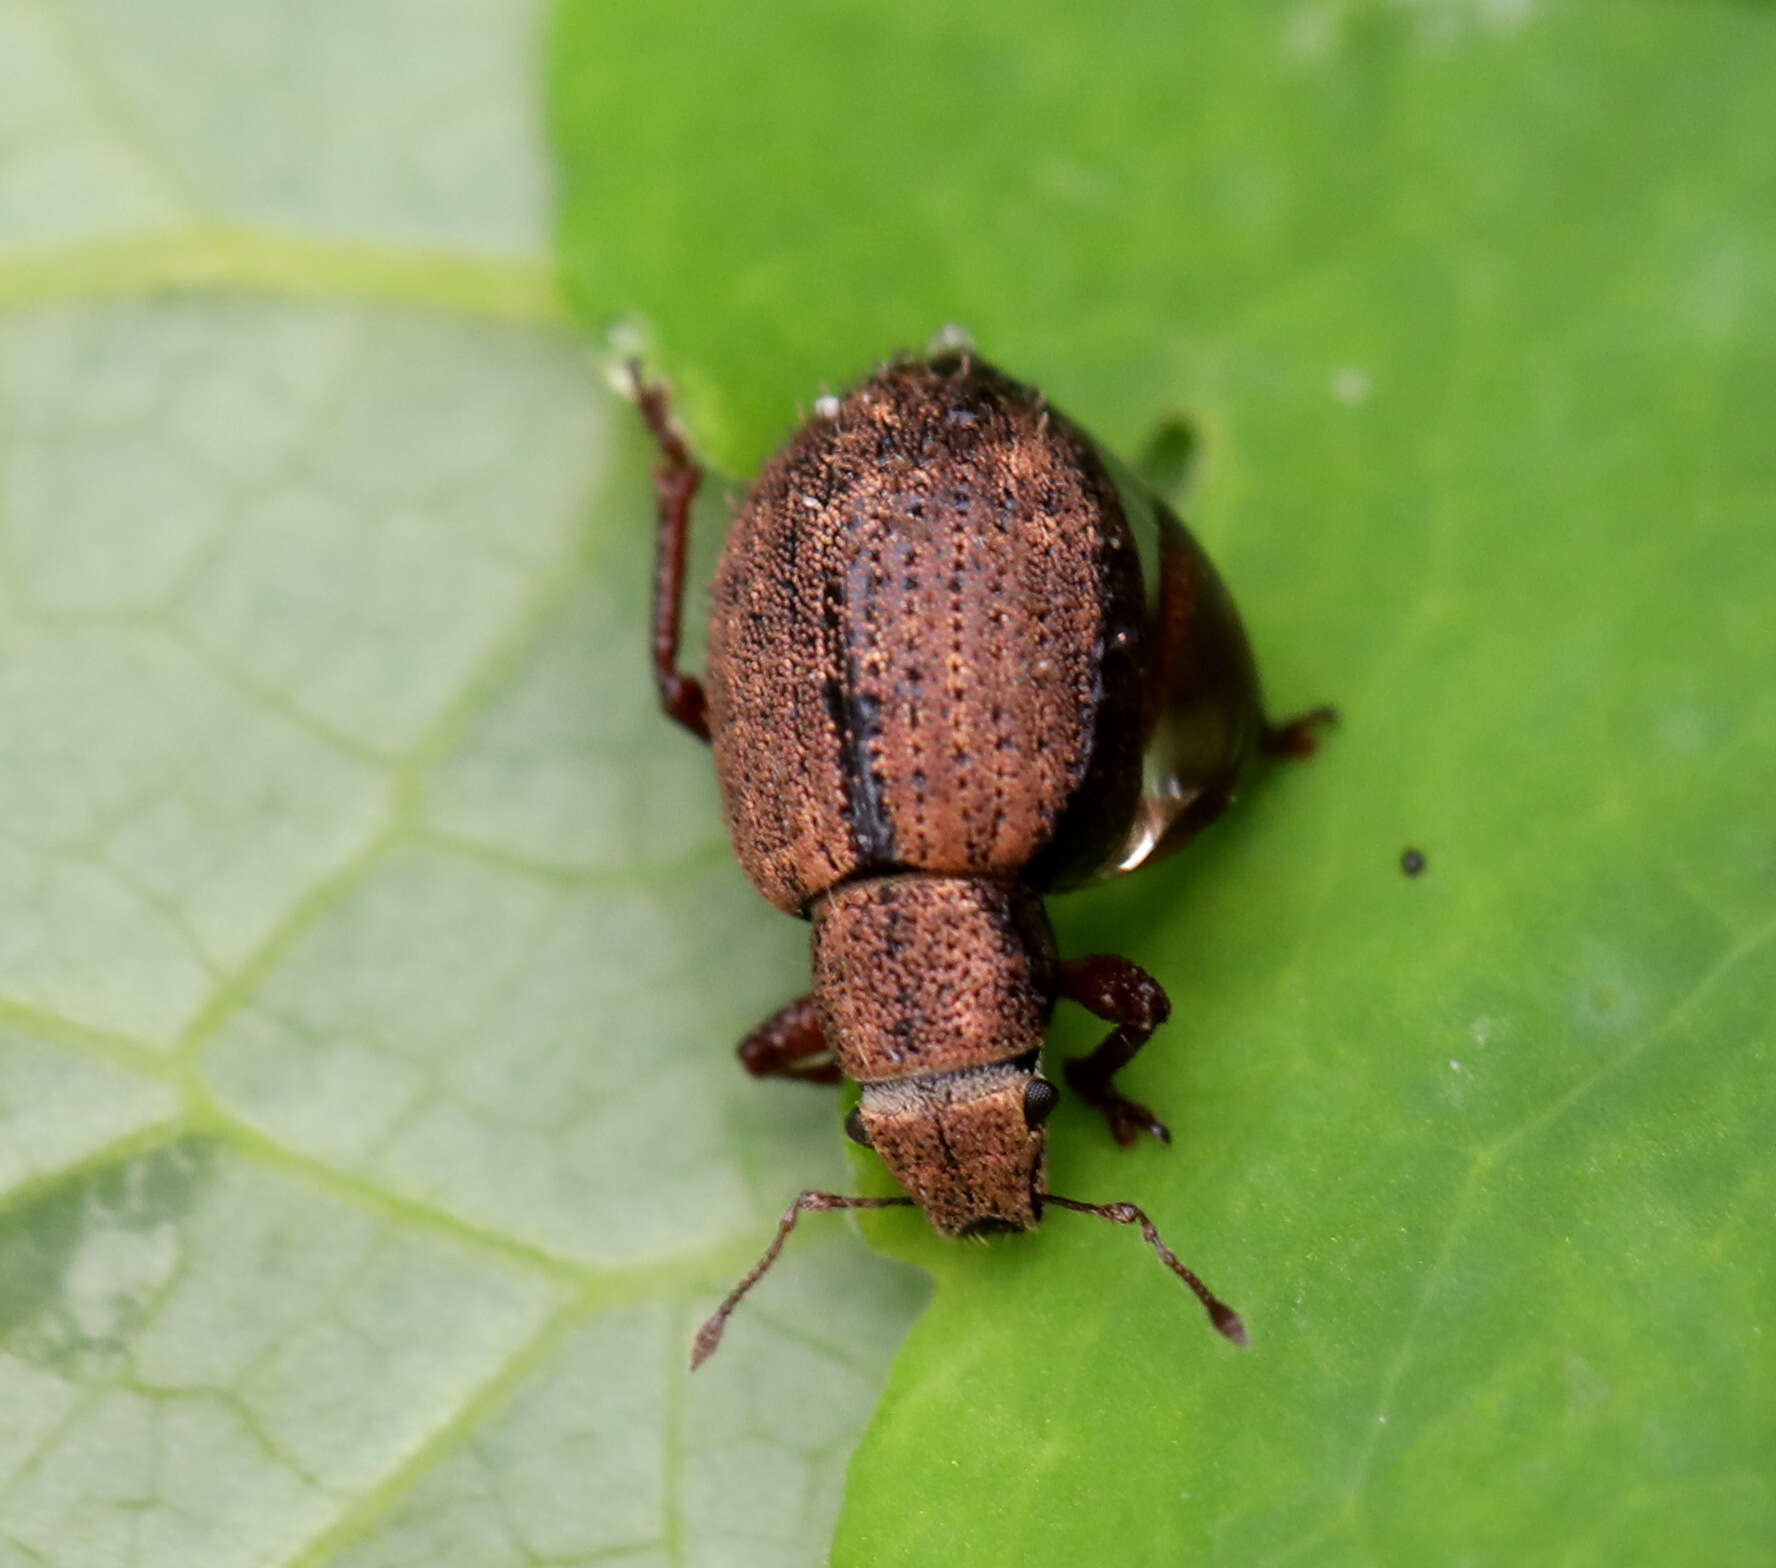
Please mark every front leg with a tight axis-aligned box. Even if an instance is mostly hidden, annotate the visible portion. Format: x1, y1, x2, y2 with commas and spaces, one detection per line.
1059, 955, 1173, 1148
736, 995, 841, 1085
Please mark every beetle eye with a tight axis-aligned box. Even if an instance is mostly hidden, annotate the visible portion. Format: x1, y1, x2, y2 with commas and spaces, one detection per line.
844, 1106, 873, 1147
1023, 1078, 1059, 1128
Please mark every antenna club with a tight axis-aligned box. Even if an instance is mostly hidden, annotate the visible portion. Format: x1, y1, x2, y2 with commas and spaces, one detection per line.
690, 1332, 722, 1370
1210, 1303, 1249, 1347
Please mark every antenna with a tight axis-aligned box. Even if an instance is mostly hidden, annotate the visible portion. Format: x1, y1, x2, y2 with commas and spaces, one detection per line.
1043, 1194, 1247, 1345
692, 1191, 916, 1368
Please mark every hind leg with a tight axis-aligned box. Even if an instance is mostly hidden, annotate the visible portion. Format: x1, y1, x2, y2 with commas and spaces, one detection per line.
1261, 704, 1337, 759
632, 365, 711, 742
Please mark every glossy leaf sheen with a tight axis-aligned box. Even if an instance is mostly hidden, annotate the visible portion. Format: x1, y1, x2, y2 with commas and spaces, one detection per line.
549, 0, 1776, 1562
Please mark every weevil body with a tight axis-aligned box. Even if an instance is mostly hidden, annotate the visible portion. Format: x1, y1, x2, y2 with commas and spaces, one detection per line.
636, 353, 1331, 1361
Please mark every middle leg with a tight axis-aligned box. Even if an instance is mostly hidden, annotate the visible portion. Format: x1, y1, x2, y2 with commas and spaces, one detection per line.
1058, 955, 1173, 1148
736, 995, 841, 1085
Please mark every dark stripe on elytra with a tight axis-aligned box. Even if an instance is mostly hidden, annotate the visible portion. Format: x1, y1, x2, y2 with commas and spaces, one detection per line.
820, 562, 896, 865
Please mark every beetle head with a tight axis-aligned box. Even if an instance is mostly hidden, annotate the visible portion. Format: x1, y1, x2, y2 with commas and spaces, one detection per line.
846, 1054, 1058, 1236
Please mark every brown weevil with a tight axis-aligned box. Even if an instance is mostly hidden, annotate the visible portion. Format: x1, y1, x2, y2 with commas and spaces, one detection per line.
633, 351, 1333, 1366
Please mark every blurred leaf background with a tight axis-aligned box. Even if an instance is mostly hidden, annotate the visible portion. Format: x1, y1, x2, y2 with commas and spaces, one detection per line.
0, 3, 921, 1567
1, 1, 1772, 1566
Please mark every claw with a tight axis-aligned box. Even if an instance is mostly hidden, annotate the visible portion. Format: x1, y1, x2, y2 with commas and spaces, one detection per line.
1105, 1095, 1171, 1149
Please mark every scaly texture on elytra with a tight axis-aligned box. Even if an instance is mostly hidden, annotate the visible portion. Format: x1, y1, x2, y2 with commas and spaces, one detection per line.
707, 356, 1144, 914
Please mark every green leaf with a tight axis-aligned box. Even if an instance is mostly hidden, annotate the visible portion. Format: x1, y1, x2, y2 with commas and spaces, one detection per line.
549, 0, 1776, 1561
0, 4, 923, 1566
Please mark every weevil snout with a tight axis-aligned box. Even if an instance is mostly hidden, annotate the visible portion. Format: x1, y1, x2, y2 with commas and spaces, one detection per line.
851, 1063, 1051, 1237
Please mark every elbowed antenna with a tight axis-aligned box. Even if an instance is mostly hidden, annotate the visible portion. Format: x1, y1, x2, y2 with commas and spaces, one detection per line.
691, 1191, 916, 1369
1042, 1194, 1248, 1345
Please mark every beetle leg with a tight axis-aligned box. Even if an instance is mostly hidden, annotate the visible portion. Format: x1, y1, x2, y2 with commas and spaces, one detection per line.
1058, 956, 1173, 1148
1261, 704, 1338, 760
737, 995, 842, 1085
631, 364, 712, 742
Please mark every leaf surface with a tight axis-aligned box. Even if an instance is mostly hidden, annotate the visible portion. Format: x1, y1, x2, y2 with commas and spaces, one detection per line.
549, 0, 1776, 1560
